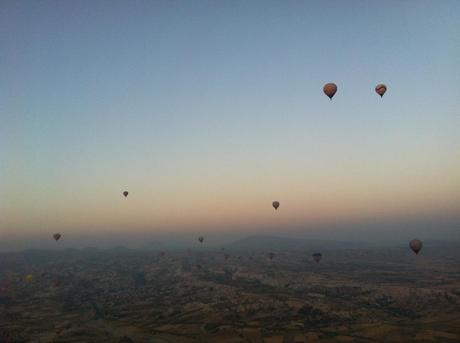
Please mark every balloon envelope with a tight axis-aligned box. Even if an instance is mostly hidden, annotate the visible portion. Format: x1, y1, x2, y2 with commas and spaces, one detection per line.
375, 84, 387, 97
198, 236, 204, 243
323, 83, 337, 99
123, 191, 128, 198
53, 233, 61, 241
272, 201, 280, 210
409, 239, 423, 254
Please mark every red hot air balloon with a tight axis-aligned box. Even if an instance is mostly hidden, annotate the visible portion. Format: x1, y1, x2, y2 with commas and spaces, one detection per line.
375, 84, 387, 98
272, 201, 280, 210
323, 83, 337, 100
312, 252, 322, 263
0, 279, 10, 296
53, 233, 61, 241
409, 239, 423, 254
123, 191, 129, 198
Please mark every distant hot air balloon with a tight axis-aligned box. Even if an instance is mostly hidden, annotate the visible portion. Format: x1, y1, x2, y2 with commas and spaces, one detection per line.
160, 251, 165, 257
123, 191, 129, 198
375, 84, 387, 98
323, 83, 337, 100
0, 279, 10, 296
53, 233, 61, 241
25, 274, 33, 283
0, 286, 7, 295
272, 201, 280, 210
198, 236, 204, 244
268, 252, 275, 260
409, 239, 423, 254
312, 252, 322, 263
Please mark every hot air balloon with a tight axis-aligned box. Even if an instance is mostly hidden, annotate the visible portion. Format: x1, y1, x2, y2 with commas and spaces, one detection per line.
25, 274, 33, 283
123, 191, 129, 198
0, 286, 8, 295
272, 201, 280, 210
198, 236, 204, 244
323, 83, 337, 100
409, 239, 423, 254
312, 252, 322, 263
160, 251, 165, 257
375, 84, 387, 98
53, 233, 61, 241
268, 252, 275, 260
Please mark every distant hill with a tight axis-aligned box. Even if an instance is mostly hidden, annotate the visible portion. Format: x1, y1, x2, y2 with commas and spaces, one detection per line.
109, 245, 132, 252
223, 235, 368, 252
422, 240, 460, 247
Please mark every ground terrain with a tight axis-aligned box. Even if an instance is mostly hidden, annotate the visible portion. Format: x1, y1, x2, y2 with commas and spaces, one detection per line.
1, 239, 459, 342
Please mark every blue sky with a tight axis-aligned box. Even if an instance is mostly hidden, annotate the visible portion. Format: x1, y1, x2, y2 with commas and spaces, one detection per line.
1, 1, 459, 247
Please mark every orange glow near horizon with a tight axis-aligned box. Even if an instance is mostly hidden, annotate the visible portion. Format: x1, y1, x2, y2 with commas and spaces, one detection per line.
2, 159, 459, 237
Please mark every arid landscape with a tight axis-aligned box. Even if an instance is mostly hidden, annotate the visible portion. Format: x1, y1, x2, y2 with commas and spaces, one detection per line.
1, 237, 459, 343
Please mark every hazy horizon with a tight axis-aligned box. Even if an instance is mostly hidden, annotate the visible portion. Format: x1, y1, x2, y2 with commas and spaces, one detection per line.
1, 213, 459, 252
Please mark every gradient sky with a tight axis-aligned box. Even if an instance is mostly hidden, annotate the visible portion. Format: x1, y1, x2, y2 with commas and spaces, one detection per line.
1, 1, 459, 247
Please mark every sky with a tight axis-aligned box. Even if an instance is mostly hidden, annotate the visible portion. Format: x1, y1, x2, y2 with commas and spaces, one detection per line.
1, 1, 459, 249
